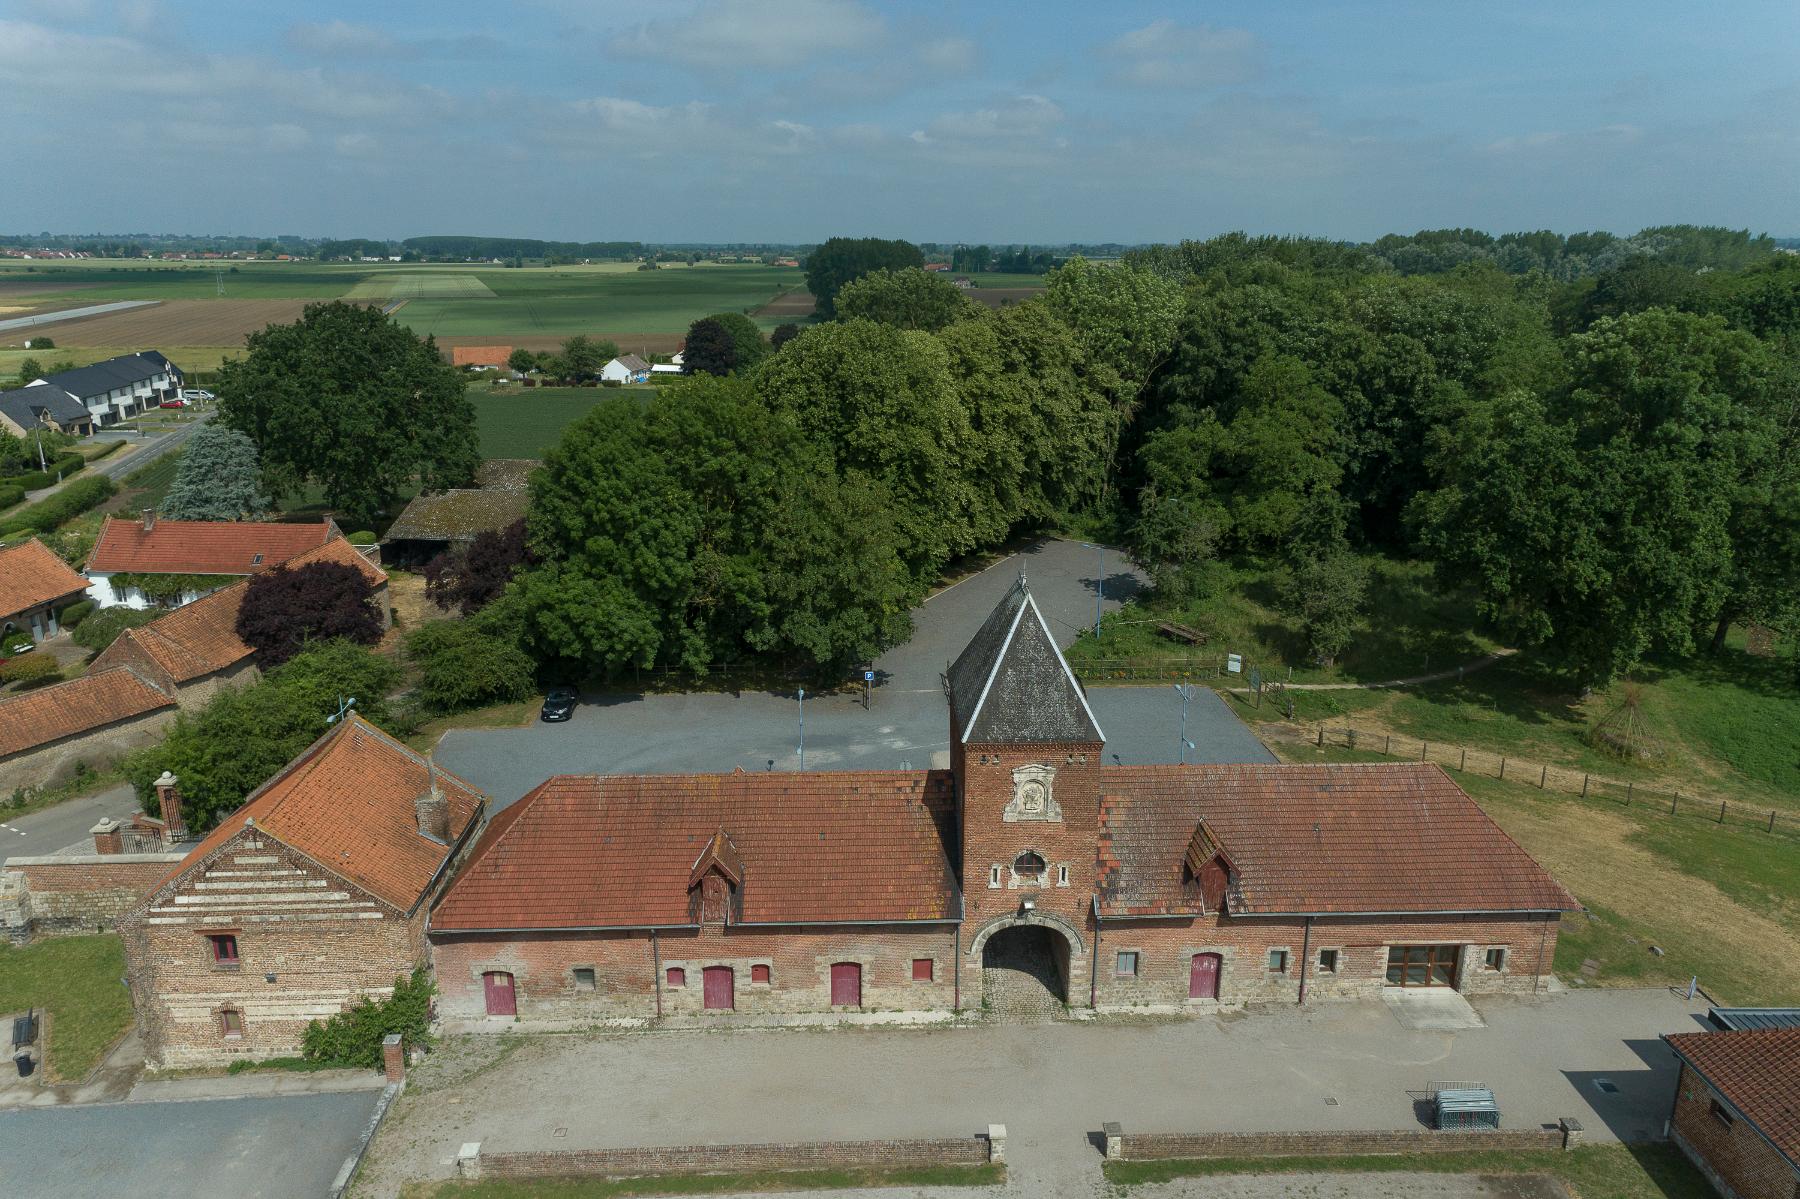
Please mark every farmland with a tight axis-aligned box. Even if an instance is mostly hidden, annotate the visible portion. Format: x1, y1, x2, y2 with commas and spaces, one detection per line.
470, 385, 655, 459
17, 299, 315, 347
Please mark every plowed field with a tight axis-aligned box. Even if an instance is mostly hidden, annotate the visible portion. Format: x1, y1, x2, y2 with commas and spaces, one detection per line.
32, 299, 322, 346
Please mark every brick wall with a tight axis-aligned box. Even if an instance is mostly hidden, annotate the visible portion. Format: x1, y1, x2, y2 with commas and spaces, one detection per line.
478, 1136, 992, 1180
1117, 1127, 1566, 1160
0, 705, 176, 794
1091, 911, 1559, 1010
958, 740, 1104, 936
121, 829, 431, 1068
1670, 1062, 1800, 1199
433, 923, 961, 1024
1, 854, 183, 942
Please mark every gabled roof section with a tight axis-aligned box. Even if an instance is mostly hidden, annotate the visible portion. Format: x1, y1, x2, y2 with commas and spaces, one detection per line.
1184, 820, 1235, 878
689, 828, 744, 889
1665, 1028, 1800, 1167
87, 517, 338, 576
432, 770, 959, 931
0, 538, 89, 619
947, 581, 1102, 745
149, 714, 483, 912
0, 666, 175, 758
90, 580, 254, 683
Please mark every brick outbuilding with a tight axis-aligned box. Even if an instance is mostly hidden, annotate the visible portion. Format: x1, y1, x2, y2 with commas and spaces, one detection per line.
430, 582, 1577, 1026
1665, 1027, 1800, 1199
119, 715, 484, 1067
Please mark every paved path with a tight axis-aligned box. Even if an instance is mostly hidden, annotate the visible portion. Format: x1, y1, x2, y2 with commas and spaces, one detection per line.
0, 300, 157, 333
433, 539, 1273, 809
361, 988, 1708, 1198
0, 1090, 382, 1199
0, 783, 140, 857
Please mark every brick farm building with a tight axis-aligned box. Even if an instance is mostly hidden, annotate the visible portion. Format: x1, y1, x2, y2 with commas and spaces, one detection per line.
430, 582, 1578, 1025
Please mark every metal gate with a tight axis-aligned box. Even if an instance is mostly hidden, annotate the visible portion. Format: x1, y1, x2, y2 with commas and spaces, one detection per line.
703, 966, 735, 1010
830, 962, 862, 1007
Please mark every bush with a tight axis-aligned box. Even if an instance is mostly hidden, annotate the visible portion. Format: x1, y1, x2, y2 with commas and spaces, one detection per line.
71, 606, 158, 652
89, 440, 125, 461
0, 486, 22, 509
301, 968, 434, 1068
0, 475, 117, 535
237, 561, 384, 668
406, 619, 536, 712
57, 600, 95, 628
346, 531, 377, 545
0, 654, 60, 687
27, 337, 53, 349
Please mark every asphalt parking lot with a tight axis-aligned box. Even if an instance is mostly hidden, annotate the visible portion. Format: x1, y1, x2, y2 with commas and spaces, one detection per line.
0, 1090, 382, 1199
434, 538, 1274, 807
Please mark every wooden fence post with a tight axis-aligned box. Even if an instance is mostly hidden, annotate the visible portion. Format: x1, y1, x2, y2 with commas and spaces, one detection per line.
1671, 793, 1679, 816
1581, 774, 1589, 799
1421, 741, 1428, 762
1459, 747, 1466, 771
1316, 726, 1324, 747
1499, 757, 1506, 780
1626, 782, 1632, 806
1718, 801, 1725, 824
1539, 764, 1547, 789
1771, 811, 1778, 834
1383, 735, 1390, 755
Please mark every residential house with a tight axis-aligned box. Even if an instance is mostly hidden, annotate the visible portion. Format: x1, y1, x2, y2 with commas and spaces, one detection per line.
428, 582, 1577, 1026
120, 716, 486, 1067
28, 352, 184, 427
85, 513, 342, 609
600, 354, 651, 384
0, 538, 89, 643
1664, 1024, 1800, 1199
380, 459, 534, 568
0, 386, 94, 437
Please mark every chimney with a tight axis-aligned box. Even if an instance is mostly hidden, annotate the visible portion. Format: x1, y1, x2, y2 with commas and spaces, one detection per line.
141, 508, 157, 533
415, 757, 449, 842
154, 771, 188, 843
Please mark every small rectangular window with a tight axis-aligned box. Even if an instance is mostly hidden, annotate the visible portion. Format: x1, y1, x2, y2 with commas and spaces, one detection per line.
1318, 949, 1339, 974
209, 934, 239, 965
1056, 864, 1069, 887
751, 964, 771, 984
220, 1009, 243, 1038
573, 967, 597, 991
1267, 949, 1289, 973
1484, 947, 1507, 971
988, 864, 1002, 889
666, 967, 686, 987
912, 958, 934, 982
1709, 1099, 1734, 1129
1115, 951, 1138, 977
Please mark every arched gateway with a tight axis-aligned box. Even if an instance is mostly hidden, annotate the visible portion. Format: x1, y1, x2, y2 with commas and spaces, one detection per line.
968, 913, 1086, 1016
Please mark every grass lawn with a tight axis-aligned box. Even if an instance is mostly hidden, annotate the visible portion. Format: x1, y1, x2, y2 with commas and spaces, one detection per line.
0, 935, 134, 1081
471, 386, 655, 458
402, 1164, 1003, 1198
1269, 740, 1800, 1005
1103, 1144, 1708, 1199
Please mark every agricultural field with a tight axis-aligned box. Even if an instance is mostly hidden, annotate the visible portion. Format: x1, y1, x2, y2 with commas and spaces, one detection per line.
344, 273, 497, 300
18, 299, 315, 348
470, 385, 655, 459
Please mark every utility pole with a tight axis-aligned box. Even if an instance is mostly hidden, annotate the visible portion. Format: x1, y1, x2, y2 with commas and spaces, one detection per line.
797, 687, 805, 772
1081, 543, 1105, 638
1174, 684, 1194, 764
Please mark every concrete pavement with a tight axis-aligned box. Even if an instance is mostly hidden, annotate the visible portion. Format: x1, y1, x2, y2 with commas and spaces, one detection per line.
0, 783, 140, 857
0, 1089, 383, 1199
360, 987, 1709, 1198
434, 538, 1272, 808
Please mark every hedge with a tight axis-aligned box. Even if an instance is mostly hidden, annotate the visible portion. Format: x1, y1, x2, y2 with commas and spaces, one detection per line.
0, 475, 118, 536
0, 655, 61, 687
88, 441, 125, 461
4, 454, 85, 492
69, 606, 157, 652
0, 486, 22, 510
58, 600, 96, 628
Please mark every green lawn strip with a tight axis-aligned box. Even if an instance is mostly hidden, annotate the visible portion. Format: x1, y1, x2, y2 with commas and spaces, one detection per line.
403, 1163, 1004, 1198
0, 935, 133, 1081
470, 386, 657, 459
1102, 1144, 1708, 1199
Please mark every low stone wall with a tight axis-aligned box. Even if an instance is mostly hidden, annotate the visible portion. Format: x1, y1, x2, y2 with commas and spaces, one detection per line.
467, 1131, 1000, 1181
2, 853, 183, 942
1107, 1122, 1579, 1161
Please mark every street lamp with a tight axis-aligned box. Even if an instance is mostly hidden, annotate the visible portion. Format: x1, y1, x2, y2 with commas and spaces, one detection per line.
326, 695, 357, 726
1173, 684, 1194, 764
1081, 543, 1105, 638
797, 687, 805, 772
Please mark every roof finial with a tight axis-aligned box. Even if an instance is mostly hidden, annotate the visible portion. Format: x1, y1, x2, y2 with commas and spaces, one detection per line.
1016, 562, 1028, 591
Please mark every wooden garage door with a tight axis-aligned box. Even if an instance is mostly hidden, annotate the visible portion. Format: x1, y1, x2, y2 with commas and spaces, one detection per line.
830, 962, 862, 1007
483, 970, 516, 1016
702, 965, 734, 1010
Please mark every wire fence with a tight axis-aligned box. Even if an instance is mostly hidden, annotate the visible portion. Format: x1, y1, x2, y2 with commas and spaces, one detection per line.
1287, 721, 1800, 841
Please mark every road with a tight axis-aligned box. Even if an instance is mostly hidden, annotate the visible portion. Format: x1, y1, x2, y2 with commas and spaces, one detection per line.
434, 539, 1274, 809
18, 414, 207, 504
0, 1089, 383, 1199
0, 784, 140, 857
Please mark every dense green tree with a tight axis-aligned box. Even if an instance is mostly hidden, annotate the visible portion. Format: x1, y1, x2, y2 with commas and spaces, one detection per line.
551, 334, 611, 380
1280, 548, 1370, 667
160, 426, 269, 521
835, 268, 976, 332
506, 347, 537, 374
702, 311, 769, 369
682, 317, 739, 376
770, 323, 801, 350
405, 618, 536, 712
803, 236, 924, 318
214, 301, 478, 525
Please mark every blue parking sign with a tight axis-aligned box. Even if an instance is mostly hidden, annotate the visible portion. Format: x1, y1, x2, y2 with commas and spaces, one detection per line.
864, 671, 875, 682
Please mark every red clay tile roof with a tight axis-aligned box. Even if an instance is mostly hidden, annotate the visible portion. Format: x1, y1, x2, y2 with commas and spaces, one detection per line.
279, 534, 389, 587
432, 771, 960, 931
451, 345, 512, 367
1096, 763, 1578, 917
87, 517, 337, 576
0, 666, 174, 757
152, 715, 483, 912
1666, 1028, 1800, 1166
0, 538, 89, 620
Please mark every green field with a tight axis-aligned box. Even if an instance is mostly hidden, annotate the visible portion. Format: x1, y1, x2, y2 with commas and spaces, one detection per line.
394, 264, 802, 337
472, 385, 655, 459
344, 273, 497, 300
0, 259, 364, 300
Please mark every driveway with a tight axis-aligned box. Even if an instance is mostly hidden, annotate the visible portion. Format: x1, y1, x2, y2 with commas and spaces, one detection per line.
0, 1090, 383, 1199
359, 988, 1708, 1198
434, 539, 1273, 808
0, 783, 141, 857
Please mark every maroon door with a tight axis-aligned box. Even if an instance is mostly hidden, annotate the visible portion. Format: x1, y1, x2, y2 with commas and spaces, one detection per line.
1189, 953, 1221, 1000
703, 966, 735, 1010
830, 962, 862, 1006
483, 970, 517, 1016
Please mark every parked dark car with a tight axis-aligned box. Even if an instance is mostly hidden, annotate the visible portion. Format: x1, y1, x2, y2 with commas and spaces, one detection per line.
540, 687, 578, 722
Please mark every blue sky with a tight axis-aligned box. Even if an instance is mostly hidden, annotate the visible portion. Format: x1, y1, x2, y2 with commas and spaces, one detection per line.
6, 0, 1796, 242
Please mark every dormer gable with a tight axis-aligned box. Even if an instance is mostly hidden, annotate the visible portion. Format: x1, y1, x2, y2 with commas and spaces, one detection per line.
688, 828, 744, 925
1183, 819, 1236, 914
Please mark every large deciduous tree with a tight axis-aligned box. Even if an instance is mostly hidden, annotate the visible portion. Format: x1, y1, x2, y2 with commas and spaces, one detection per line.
237, 559, 385, 667
803, 236, 924, 318
835, 268, 976, 332
160, 425, 269, 521
681, 317, 739, 376
702, 312, 769, 370
214, 301, 478, 525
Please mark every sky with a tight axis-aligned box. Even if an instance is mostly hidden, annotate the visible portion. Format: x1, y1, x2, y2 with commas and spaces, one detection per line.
5, 0, 1797, 243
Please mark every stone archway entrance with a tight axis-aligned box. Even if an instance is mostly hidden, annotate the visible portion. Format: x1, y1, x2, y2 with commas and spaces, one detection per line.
981, 925, 1067, 1019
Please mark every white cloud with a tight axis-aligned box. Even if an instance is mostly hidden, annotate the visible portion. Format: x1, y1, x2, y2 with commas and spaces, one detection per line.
620, 0, 883, 70
918, 36, 975, 75
572, 96, 714, 135
286, 19, 395, 57
1103, 19, 1260, 89
334, 132, 381, 158
925, 94, 1064, 141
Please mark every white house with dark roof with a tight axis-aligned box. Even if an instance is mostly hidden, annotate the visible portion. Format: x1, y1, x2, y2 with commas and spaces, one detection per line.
27, 352, 184, 427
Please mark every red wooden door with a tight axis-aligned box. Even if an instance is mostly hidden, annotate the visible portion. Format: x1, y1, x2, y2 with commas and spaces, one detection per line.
1189, 953, 1221, 1000
830, 962, 862, 1006
703, 966, 734, 1010
483, 971, 516, 1016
